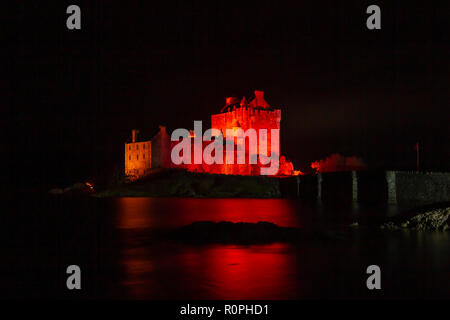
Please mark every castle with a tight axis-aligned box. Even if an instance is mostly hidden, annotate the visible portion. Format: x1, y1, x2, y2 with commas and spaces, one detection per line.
125, 90, 295, 180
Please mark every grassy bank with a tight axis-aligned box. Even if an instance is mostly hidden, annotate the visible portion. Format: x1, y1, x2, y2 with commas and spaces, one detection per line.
94, 169, 282, 198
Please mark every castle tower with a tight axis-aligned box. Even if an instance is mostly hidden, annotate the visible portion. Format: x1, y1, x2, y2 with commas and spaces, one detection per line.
210, 90, 282, 175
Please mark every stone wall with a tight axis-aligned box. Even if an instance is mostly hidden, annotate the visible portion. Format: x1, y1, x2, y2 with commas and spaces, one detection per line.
389, 171, 450, 210
279, 176, 300, 198
295, 170, 450, 211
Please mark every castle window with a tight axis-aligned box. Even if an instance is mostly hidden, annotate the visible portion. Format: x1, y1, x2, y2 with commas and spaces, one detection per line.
143, 154, 145, 159
137, 144, 139, 150
143, 144, 145, 149
129, 145, 131, 150
129, 155, 131, 160
137, 154, 139, 160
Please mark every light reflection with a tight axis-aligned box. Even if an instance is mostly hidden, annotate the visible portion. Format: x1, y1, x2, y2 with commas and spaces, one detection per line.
189, 243, 299, 299
120, 243, 299, 299
115, 197, 302, 230
115, 197, 301, 299
116, 197, 153, 229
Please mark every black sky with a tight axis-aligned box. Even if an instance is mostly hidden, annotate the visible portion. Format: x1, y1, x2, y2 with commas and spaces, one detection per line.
8, 1, 450, 189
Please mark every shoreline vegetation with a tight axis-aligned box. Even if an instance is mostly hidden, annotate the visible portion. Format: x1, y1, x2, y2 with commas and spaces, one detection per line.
94, 169, 283, 198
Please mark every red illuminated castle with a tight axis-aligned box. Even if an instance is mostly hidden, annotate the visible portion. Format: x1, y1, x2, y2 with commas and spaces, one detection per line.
125, 90, 296, 180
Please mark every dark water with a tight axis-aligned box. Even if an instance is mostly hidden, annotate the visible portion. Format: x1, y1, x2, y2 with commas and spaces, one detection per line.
5, 196, 450, 299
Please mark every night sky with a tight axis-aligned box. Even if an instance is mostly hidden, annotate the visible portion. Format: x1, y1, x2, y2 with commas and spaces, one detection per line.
9, 1, 450, 189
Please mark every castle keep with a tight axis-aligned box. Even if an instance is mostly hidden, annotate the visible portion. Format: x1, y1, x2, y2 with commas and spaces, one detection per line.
210, 90, 284, 175
125, 90, 295, 180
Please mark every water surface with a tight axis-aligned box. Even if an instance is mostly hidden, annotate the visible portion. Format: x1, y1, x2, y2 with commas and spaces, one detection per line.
6, 196, 450, 299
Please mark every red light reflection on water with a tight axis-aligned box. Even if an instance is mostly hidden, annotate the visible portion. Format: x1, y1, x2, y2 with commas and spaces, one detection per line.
119, 243, 299, 299
115, 197, 302, 230
175, 243, 299, 299
116, 197, 153, 229
114, 198, 302, 299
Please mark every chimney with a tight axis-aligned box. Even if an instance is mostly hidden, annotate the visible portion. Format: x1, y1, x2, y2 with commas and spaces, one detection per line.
240, 96, 248, 107
132, 129, 139, 143
226, 97, 239, 106
252, 90, 270, 108
254, 90, 264, 104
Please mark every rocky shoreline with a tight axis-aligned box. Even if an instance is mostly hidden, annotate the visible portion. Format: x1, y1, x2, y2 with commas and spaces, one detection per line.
381, 206, 450, 231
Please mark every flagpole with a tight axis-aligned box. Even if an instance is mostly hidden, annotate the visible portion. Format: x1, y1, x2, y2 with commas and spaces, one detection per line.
416, 142, 420, 171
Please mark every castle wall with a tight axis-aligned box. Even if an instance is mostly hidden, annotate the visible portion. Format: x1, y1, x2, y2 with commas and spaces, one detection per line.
211, 107, 281, 138
151, 126, 171, 169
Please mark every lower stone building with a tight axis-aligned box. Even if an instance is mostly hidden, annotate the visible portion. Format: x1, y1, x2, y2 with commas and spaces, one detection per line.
124, 129, 151, 180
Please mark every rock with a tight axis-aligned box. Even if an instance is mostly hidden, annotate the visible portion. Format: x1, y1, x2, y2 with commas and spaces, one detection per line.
380, 222, 400, 231
169, 221, 338, 244
72, 182, 86, 190
381, 207, 450, 231
50, 182, 94, 196
49, 188, 64, 195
